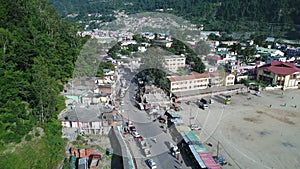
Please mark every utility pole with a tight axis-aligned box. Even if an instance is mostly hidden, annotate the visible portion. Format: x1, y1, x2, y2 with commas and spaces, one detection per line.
217, 141, 220, 158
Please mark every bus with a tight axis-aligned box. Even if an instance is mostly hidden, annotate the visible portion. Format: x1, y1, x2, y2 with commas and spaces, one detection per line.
224, 95, 231, 105
218, 94, 231, 105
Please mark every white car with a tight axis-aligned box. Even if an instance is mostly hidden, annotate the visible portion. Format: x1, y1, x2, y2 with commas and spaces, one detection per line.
132, 132, 141, 138
146, 159, 157, 169
120, 101, 124, 105
190, 124, 201, 130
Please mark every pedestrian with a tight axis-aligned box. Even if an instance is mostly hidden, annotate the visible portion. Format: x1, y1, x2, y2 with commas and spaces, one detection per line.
180, 160, 183, 165
269, 104, 272, 108
292, 96, 294, 99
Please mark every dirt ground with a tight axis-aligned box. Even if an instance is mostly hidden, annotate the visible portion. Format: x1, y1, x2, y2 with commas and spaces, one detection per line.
68, 134, 112, 169
178, 89, 300, 169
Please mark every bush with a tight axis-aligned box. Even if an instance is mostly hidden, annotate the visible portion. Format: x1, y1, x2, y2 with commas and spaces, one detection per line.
25, 135, 32, 141
35, 131, 40, 137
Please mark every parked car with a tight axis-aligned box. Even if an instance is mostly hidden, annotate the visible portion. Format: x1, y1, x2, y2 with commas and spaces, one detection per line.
120, 101, 124, 105
190, 124, 201, 130
132, 131, 141, 138
129, 126, 136, 133
146, 159, 157, 169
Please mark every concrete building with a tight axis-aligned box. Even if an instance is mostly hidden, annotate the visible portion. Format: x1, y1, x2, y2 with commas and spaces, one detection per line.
208, 72, 235, 87
168, 72, 210, 93
164, 55, 186, 72
59, 104, 122, 134
257, 62, 300, 89
256, 47, 284, 57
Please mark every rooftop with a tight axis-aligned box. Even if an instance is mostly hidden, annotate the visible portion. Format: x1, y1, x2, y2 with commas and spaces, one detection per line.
173, 84, 244, 98
59, 104, 113, 122
258, 61, 300, 75
168, 72, 209, 82
164, 55, 185, 59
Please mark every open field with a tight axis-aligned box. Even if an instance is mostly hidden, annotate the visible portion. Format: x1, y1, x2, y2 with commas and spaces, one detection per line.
178, 89, 300, 169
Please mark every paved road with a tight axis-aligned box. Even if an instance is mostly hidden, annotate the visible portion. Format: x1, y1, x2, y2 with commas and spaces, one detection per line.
120, 72, 184, 169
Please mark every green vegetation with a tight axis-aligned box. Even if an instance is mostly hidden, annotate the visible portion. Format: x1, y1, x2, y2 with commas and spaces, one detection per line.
49, 0, 300, 38
162, 38, 206, 73
0, 0, 84, 168
96, 62, 115, 77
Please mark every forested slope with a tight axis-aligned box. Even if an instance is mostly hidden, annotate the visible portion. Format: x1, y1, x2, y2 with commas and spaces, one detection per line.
0, 0, 85, 168
49, 0, 300, 38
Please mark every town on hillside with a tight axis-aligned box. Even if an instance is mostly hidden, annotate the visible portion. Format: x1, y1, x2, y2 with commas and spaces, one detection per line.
59, 14, 300, 169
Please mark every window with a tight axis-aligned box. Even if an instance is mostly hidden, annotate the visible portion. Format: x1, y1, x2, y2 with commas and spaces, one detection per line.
263, 70, 271, 75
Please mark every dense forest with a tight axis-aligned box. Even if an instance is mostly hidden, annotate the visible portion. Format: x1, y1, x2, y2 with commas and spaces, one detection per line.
49, 0, 300, 38
0, 0, 85, 168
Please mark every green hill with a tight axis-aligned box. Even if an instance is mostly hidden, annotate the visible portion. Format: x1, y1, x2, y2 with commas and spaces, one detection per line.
49, 0, 300, 38
0, 0, 84, 168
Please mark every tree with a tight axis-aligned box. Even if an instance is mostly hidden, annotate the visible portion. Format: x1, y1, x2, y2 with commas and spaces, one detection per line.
194, 40, 211, 56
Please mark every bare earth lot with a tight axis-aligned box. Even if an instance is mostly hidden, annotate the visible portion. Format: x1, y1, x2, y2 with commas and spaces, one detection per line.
178, 89, 300, 169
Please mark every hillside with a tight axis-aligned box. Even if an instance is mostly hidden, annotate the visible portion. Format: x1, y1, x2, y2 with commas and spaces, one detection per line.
49, 0, 300, 39
0, 0, 85, 168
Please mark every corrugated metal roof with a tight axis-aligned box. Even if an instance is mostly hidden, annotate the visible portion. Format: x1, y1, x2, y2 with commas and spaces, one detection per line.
199, 152, 221, 169
181, 131, 201, 143
189, 145, 206, 168
193, 144, 208, 153
175, 125, 191, 132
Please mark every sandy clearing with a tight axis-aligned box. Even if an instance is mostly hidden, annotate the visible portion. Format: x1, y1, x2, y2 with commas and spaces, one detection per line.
177, 89, 300, 169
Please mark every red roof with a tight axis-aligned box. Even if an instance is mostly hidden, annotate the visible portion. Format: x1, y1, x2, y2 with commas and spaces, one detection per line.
199, 152, 221, 169
168, 72, 209, 82
258, 62, 300, 75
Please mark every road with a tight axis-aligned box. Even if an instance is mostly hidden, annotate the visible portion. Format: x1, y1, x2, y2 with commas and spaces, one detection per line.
120, 71, 184, 169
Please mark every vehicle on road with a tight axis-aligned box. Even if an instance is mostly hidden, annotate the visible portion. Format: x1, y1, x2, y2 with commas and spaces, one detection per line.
132, 131, 141, 138
190, 124, 201, 130
199, 101, 208, 110
146, 159, 157, 169
170, 143, 180, 157
78, 158, 88, 169
89, 154, 101, 169
120, 101, 124, 105
219, 94, 231, 104
200, 98, 213, 104
129, 126, 136, 133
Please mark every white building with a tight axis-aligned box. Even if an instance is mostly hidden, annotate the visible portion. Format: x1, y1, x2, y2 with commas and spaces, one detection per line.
164, 55, 186, 72
168, 72, 210, 93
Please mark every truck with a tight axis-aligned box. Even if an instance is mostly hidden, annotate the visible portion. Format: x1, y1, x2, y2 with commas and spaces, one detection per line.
200, 98, 213, 104
199, 101, 208, 110
138, 103, 144, 110
78, 158, 88, 169
144, 148, 151, 157
140, 140, 147, 149
89, 154, 101, 169
69, 156, 76, 169
170, 144, 180, 157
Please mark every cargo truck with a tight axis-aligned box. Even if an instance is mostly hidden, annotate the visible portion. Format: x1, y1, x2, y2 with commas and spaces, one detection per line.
89, 154, 101, 169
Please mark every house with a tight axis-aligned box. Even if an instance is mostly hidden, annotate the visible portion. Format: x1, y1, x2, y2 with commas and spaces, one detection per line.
141, 32, 155, 39
225, 73, 235, 86
164, 55, 186, 72
208, 71, 235, 87
81, 91, 103, 105
206, 55, 223, 65
257, 62, 300, 89
256, 47, 284, 57
59, 104, 122, 134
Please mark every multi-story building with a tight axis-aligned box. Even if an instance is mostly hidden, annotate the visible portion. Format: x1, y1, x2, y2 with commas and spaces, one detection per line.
164, 55, 186, 72
208, 72, 235, 87
257, 62, 300, 89
168, 72, 210, 93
